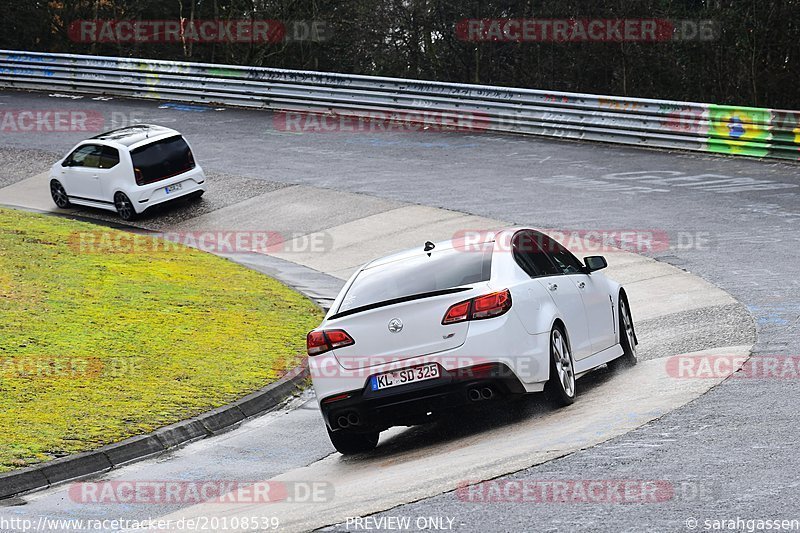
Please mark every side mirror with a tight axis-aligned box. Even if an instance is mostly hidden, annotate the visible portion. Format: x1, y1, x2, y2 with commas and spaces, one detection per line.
61, 158, 73, 167
584, 256, 608, 272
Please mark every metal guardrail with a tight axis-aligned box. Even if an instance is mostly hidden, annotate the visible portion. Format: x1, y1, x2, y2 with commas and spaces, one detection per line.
1, 50, 798, 161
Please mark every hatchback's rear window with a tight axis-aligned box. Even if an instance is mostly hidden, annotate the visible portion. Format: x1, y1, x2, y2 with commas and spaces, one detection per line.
337, 244, 493, 313
131, 136, 195, 185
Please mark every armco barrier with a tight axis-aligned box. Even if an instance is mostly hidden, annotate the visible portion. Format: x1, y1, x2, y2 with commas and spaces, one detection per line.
0, 50, 798, 160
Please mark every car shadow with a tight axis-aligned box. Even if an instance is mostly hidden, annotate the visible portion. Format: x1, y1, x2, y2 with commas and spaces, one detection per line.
338, 364, 624, 463
54, 194, 203, 230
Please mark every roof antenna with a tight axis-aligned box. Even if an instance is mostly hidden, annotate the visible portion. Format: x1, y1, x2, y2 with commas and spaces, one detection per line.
424, 241, 435, 257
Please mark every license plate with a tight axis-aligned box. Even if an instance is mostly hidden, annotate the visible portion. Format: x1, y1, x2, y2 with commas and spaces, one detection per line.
371, 363, 440, 391
165, 183, 183, 194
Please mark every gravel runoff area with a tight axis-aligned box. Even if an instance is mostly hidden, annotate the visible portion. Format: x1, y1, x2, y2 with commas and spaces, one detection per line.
0, 147, 58, 189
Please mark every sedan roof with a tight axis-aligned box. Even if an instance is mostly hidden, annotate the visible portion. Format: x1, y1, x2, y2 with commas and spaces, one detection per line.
362, 228, 510, 271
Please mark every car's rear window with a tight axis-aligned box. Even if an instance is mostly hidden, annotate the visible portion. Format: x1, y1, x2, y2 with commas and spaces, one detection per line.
131, 135, 195, 185
337, 244, 493, 313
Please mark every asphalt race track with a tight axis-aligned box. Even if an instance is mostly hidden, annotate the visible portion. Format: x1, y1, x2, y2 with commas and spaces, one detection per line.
1, 90, 799, 532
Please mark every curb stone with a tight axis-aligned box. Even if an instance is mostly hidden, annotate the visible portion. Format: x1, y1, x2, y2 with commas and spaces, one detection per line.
0, 364, 309, 499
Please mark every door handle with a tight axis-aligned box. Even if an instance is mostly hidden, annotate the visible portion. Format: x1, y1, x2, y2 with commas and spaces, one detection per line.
578, 281, 586, 289
548, 283, 558, 291
92, 175, 99, 179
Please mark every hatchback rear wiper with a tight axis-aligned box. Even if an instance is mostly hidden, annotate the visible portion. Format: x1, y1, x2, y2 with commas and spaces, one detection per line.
329, 287, 472, 320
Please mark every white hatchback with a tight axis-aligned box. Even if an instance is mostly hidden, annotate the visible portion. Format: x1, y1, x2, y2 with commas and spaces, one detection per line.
49, 124, 206, 220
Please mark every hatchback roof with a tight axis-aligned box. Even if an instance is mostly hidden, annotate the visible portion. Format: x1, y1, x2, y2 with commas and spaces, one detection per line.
91, 124, 180, 147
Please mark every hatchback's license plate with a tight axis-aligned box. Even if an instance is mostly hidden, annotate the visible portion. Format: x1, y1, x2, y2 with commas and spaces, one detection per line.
165, 183, 183, 194
371, 363, 440, 391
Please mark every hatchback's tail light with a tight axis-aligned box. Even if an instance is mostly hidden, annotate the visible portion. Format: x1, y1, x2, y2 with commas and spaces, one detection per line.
134, 168, 144, 186
307, 329, 355, 356
442, 289, 512, 325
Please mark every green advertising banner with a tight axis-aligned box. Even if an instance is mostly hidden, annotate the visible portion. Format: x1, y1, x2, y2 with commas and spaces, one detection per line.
707, 105, 771, 157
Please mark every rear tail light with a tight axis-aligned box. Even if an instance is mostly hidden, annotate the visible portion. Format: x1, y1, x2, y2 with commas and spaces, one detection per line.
472, 290, 512, 319
307, 329, 355, 356
442, 300, 471, 324
442, 289, 512, 325
134, 168, 144, 186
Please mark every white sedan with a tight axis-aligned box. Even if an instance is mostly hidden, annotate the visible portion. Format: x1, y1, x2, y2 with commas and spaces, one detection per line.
308, 228, 638, 454
49, 124, 206, 220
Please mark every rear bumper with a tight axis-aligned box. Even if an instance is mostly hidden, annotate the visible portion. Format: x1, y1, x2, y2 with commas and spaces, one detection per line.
132, 167, 206, 213
320, 363, 525, 433
310, 311, 551, 404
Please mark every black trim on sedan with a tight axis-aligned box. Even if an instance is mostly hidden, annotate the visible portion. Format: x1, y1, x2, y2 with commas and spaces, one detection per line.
321, 363, 525, 434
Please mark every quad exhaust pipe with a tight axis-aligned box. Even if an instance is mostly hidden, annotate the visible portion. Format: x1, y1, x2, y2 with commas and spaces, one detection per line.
468, 386, 495, 402
336, 411, 361, 429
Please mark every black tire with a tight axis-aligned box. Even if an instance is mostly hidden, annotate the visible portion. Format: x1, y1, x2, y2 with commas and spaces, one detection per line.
114, 192, 137, 221
187, 191, 204, 202
50, 180, 71, 209
327, 428, 379, 455
609, 296, 638, 370
544, 325, 576, 407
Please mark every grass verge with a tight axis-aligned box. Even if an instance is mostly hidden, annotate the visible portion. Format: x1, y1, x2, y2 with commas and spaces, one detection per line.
0, 207, 323, 472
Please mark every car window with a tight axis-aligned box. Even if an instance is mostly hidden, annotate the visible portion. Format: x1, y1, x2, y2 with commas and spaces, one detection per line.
66, 145, 102, 168
535, 232, 585, 274
98, 146, 120, 169
512, 231, 559, 277
131, 135, 195, 185
337, 245, 493, 313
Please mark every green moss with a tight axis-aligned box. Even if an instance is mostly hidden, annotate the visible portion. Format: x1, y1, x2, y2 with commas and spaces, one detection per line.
0, 208, 322, 472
